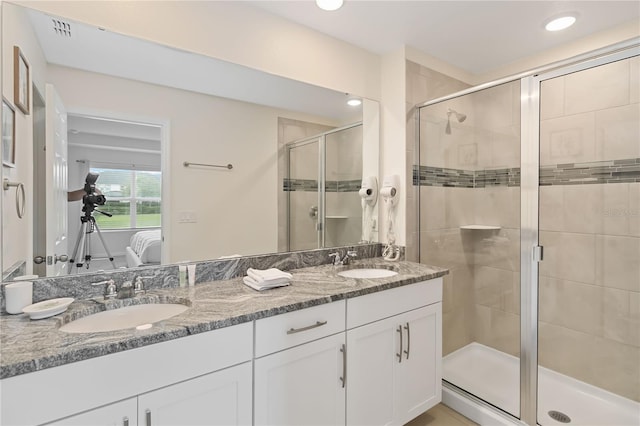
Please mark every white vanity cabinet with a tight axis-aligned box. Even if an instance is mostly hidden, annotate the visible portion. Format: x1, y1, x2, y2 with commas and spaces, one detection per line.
346, 279, 442, 426
43, 362, 252, 426
254, 301, 346, 426
138, 361, 252, 426
1, 322, 253, 426
2, 276, 444, 426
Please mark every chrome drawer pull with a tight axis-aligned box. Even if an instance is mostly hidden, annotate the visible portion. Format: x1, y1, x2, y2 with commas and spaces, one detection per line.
146, 409, 151, 426
123, 417, 129, 426
404, 322, 410, 360
340, 344, 347, 388
396, 325, 403, 363
287, 320, 328, 334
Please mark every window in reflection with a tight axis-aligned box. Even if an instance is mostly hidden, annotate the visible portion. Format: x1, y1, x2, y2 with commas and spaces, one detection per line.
91, 167, 161, 229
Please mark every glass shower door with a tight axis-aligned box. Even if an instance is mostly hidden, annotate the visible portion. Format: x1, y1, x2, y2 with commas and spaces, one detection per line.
537, 53, 640, 426
287, 138, 320, 251
417, 80, 522, 419
324, 124, 363, 247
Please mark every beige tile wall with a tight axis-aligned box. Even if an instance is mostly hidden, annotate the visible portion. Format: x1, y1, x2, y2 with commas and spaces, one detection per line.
538, 56, 639, 401
406, 60, 470, 265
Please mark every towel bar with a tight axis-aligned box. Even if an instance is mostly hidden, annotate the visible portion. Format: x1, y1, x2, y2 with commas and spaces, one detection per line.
183, 161, 233, 170
3, 178, 26, 218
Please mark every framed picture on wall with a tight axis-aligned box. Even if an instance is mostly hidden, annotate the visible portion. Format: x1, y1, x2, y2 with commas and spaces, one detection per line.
14, 46, 30, 115
2, 98, 16, 168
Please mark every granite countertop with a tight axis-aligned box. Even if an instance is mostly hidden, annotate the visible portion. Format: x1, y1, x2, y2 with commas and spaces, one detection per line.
0, 259, 448, 380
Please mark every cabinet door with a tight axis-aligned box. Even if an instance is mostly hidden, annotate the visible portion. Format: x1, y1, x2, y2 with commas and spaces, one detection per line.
346, 318, 397, 426
44, 398, 137, 426
254, 333, 346, 426
395, 304, 442, 425
138, 362, 252, 426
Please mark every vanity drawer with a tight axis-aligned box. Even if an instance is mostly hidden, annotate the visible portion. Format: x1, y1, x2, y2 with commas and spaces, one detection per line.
347, 278, 442, 329
255, 300, 345, 357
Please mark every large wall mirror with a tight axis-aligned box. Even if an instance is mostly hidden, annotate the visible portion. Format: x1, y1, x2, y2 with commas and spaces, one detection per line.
1, 2, 380, 279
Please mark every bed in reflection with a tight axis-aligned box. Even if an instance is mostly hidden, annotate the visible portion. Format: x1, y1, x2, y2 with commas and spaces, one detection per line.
126, 229, 162, 267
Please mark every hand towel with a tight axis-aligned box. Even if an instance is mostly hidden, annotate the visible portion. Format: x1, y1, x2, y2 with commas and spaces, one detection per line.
243, 276, 290, 291
247, 268, 293, 282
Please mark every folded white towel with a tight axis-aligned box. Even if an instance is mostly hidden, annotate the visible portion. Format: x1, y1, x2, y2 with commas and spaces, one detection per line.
218, 254, 242, 259
243, 276, 290, 291
247, 268, 292, 282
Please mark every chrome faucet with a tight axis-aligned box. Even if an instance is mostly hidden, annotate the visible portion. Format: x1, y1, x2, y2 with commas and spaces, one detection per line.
329, 250, 358, 266
134, 276, 153, 295
92, 279, 118, 299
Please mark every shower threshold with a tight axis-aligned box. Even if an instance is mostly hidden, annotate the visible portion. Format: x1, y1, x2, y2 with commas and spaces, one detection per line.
443, 343, 639, 426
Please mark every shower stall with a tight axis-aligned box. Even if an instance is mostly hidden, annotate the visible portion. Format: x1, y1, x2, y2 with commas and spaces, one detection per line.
286, 123, 363, 251
416, 42, 639, 425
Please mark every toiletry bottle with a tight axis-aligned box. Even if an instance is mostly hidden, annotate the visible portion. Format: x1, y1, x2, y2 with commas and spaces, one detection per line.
187, 264, 196, 286
179, 264, 187, 287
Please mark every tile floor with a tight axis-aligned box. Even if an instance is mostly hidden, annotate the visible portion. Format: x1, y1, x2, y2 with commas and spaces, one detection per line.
406, 404, 478, 426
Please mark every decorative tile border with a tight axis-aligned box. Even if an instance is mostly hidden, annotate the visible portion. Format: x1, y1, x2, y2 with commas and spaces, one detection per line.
414, 158, 640, 188
540, 158, 640, 186
412, 166, 519, 188
284, 178, 361, 192
412, 166, 474, 188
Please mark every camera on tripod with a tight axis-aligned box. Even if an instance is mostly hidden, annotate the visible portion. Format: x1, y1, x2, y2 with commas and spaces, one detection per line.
82, 172, 106, 208
69, 172, 117, 271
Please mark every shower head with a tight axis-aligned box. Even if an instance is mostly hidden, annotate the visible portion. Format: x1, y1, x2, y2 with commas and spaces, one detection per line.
447, 108, 466, 123
445, 108, 466, 135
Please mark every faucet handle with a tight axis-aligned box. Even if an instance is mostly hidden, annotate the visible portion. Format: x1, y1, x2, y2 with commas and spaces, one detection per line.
328, 252, 341, 265
92, 279, 117, 299
134, 276, 153, 294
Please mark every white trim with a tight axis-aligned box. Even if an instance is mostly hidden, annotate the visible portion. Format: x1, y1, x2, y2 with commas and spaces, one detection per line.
68, 142, 161, 155
89, 161, 160, 172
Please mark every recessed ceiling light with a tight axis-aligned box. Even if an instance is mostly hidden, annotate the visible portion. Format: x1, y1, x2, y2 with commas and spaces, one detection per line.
545, 15, 577, 32
316, 0, 344, 12
347, 98, 362, 107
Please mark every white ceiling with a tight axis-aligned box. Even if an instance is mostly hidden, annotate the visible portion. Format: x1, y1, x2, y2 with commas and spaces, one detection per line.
248, 1, 640, 75
24, 0, 638, 140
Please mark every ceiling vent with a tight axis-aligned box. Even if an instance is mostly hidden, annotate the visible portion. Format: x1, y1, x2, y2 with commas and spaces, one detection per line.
51, 18, 73, 38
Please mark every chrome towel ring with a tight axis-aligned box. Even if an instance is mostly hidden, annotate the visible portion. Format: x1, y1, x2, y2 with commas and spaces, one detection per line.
3, 178, 26, 219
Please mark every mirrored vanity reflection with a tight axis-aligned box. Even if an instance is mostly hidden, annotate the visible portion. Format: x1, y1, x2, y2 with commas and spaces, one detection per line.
1, 2, 380, 279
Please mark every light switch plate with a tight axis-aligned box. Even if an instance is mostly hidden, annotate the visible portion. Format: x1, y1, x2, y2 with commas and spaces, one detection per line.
178, 211, 197, 223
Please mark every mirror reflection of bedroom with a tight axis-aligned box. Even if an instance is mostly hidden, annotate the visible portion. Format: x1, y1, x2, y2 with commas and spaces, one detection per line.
66, 114, 162, 273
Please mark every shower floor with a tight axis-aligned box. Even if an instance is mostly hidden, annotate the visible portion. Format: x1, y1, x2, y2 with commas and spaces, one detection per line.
443, 343, 640, 426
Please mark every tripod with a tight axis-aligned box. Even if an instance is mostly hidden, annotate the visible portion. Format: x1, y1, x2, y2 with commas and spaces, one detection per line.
69, 209, 117, 272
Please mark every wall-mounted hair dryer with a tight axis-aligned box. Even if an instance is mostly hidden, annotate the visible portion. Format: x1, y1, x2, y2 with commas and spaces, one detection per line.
359, 176, 378, 207
380, 175, 399, 207
380, 175, 400, 261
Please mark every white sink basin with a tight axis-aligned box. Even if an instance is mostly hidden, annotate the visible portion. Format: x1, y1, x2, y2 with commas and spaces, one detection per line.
60, 303, 189, 333
338, 268, 398, 279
